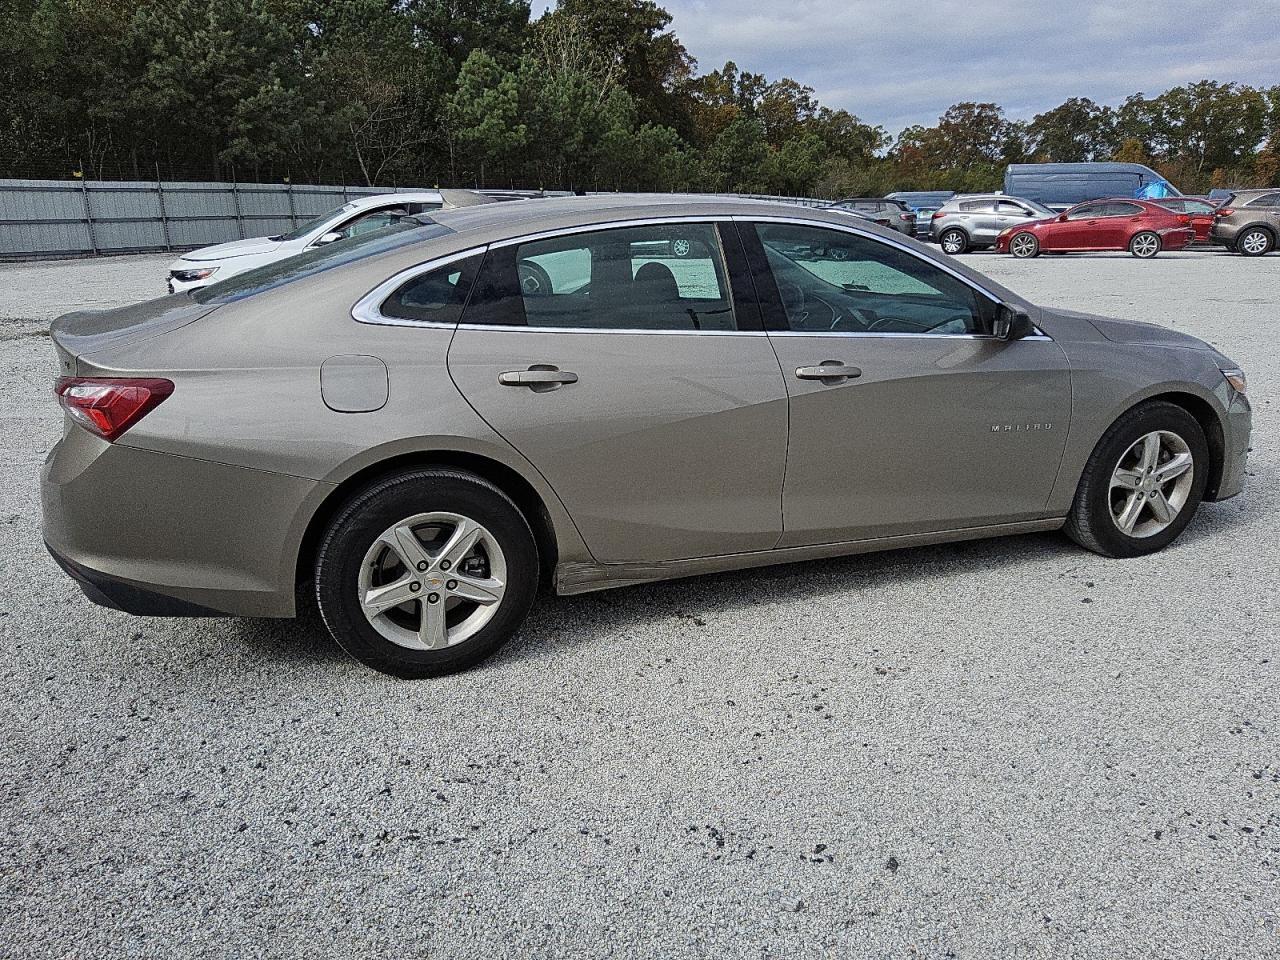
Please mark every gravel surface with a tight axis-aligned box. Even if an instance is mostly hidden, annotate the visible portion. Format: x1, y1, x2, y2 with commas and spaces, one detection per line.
1, 249, 1276, 959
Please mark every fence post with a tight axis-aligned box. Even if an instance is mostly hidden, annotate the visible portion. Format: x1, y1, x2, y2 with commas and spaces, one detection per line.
231, 176, 245, 239
78, 173, 98, 256
155, 164, 172, 251
286, 181, 297, 228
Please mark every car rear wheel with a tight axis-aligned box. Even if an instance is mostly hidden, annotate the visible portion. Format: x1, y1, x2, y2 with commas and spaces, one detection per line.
1009, 232, 1039, 258
314, 468, 539, 678
939, 229, 968, 255
1237, 228, 1274, 256
1129, 232, 1161, 258
1064, 401, 1208, 558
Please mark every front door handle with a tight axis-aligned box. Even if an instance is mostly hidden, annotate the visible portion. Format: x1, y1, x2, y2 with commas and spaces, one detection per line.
498, 364, 578, 391
795, 362, 862, 383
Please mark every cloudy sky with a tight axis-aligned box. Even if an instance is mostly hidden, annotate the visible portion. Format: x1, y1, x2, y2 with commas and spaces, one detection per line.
531, 0, 1280, 134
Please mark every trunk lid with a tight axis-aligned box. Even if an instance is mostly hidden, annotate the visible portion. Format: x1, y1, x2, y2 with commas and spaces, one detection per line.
50, 294, 217, 373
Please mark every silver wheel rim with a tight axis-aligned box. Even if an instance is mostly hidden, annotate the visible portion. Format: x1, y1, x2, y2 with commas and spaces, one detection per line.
358, 512, 507, 651
1011, 234, 1036, 257
1132, 234, 1159, 257
672, 238, 691, 257
1109, 431, 1194, 538
942, 232, 963, 253
1241, 231, 1268, 254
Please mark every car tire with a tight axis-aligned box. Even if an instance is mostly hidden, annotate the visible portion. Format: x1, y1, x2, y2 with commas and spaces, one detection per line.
314, 468, 539, 678
1009, 232, 1039, 258
939, 229, 969, 255
1128, 231, 1161, 258
1064, 401, 1209, 559
1237, 227, 1274, 257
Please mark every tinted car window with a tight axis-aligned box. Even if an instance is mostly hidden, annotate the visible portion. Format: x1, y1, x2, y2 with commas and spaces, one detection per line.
193, 222, 453, 304
380, 253, 483, 323
1107, 202, 1144, 216
959, 200, 997, 212
478, 223, 737, 331
753, 222, 992, 336
1245, 193, 1280, 207
1066, 204, 1104, 220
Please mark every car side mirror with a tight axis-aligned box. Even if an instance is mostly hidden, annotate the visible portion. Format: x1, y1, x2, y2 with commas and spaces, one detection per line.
993, 305, 1033, 341
315, 231, 343, 245
1057, 213, 1069, 222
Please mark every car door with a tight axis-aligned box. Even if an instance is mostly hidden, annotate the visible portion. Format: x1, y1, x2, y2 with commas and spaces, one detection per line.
1103, 201, 1146, 246
1045, 202, 1106, 250
961, 199, 1002, 243
993, 199, 1038, 240
447, 220, 790, 564
739, 218, 1070, 547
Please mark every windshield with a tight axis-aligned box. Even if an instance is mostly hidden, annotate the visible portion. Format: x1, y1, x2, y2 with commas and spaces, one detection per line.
1022, 199, 1056, 218
269, 203, 353, 242
192, 221, 454, 305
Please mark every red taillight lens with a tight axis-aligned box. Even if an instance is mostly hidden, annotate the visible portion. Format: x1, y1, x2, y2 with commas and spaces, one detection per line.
931, 211, 944, 219
1178, 214, 1191, 225
900, 213, 913, 221
1217, 208, 1234, 217
54, 377, 174, 442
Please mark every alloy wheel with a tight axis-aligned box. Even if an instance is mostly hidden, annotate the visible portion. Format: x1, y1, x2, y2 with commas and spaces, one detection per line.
1108, 431, 1195, 538
1130, 233, 1160, 258
1240, 230, 1271, 255
358, 512, 508, 650
941, 230, 966, 254
1010, 233, 1037, 258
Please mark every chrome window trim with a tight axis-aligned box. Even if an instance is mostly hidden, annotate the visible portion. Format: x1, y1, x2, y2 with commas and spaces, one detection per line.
487, 215, 728, 249
731, 213, 1008, 306
352, 245, 489, 327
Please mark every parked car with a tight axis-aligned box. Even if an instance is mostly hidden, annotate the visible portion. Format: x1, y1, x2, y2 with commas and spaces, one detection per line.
166, 191, 446, 293
995, 199, 1195, 258
1152, 196, 1220, 242
930, 194, 1057, 254
884, 191, 956, 239
1003, 162, 1179, 210
1209, 189, 1280, 256
44, 196, 1250, 678
823, 198, 916, 236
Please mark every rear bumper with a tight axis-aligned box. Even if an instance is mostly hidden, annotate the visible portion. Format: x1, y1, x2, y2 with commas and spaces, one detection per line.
1209, 222, 1240, 246
46, 542, 225, 616
41, 427, 327, 619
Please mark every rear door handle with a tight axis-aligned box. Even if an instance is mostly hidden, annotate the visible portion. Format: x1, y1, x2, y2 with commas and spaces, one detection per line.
795, 362, 862, 382
498, 365, 578, 390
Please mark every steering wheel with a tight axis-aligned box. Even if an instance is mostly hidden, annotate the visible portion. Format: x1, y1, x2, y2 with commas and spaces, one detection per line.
517, 259, 553, 297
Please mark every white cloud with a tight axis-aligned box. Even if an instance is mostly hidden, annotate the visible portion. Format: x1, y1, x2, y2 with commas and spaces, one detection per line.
537, 0, 1280, 133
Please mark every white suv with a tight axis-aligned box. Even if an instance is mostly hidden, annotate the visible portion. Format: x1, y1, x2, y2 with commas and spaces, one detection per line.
166, 191, 445, 293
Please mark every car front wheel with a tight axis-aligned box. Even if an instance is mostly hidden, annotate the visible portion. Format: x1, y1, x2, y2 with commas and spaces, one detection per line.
314, 468, 539, 678
1129, 231, 1162, 258
1064, 401, 1208, 558
1237, 228, 1274, 256
1009, 232, 1039, 258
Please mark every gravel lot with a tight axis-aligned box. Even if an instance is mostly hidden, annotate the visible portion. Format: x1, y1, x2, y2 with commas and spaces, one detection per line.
1, 248, 1276, 959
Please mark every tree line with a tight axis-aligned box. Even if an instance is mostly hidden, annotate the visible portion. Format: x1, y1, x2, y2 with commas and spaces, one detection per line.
2, 0, 1278, 195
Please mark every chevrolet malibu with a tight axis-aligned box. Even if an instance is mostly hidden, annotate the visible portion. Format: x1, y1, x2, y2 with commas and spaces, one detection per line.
996, 198, 1195, 258
43, 196, 1251, 678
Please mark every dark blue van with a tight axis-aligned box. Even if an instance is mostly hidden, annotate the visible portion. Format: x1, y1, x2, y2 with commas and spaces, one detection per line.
1003, 163, 1180, 210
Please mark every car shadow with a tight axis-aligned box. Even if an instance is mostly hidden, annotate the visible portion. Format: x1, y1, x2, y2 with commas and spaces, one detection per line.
228, 499, 1253, 672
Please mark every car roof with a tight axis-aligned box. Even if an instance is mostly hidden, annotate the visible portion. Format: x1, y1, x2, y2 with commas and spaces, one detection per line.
347, 191, 443, 209
1228, 188, 1277, 198
418, 193, 826, 239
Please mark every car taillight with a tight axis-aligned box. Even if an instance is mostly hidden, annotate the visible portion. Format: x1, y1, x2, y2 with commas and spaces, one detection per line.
54, 377, 174, 442
1216, 208, 1234, 217
900, 213, 913, 221
1178, 214, 1191, 225
931, 211, 945, 219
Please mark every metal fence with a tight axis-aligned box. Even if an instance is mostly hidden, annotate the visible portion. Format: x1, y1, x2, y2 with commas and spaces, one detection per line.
0, 178, 829, 261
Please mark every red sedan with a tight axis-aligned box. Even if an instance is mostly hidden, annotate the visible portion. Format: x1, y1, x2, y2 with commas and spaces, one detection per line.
996, 199, 1196, 258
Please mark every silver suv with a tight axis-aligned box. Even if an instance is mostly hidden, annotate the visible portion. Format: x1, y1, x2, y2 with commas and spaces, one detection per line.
931, 195, 1056, 254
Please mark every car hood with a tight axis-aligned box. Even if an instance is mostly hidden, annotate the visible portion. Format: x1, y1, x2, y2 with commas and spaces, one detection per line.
179, 236, 283, 263
1048, 308, 1212, 350
50, 295, 217, 372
